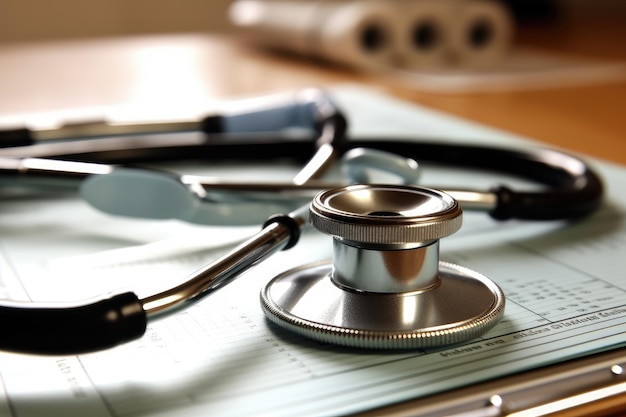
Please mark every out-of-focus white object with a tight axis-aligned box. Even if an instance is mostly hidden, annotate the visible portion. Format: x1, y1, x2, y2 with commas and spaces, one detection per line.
229, 0, 400, 72
229, 0, 515, 72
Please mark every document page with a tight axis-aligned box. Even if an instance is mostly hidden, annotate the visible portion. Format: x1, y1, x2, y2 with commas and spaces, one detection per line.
0, 86, 625, 417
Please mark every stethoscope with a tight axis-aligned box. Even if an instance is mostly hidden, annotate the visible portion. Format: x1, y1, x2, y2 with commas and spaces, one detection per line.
0, 89, 603, 355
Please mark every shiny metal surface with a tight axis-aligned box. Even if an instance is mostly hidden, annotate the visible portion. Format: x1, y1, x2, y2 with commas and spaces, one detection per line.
262, 184, 504, 349
312, 185, 462, 293
310, 185, 463, 244
0, 156, 116, 188
261, 261, 505, 349
445, 189, 498, 212
34, 120, 201, 141
333, 239, 440, 293
142, 221, 292, 319
142, 203, 309, 319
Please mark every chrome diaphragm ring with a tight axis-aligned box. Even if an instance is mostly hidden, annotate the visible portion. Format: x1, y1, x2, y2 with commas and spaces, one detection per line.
261, 261, 505, 349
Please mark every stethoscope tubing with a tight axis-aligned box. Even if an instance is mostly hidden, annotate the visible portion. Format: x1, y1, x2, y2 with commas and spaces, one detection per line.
0, 203, 307, 355
0, 89, 604, 355
0, 135, 604, 221
349, 139, 604, 221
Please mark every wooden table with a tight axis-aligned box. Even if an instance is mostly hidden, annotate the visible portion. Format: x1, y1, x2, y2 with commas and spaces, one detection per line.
0, 19, 624, 165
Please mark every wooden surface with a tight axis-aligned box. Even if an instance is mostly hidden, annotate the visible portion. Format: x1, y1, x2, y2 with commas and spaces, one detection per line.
0, 19, 624, 164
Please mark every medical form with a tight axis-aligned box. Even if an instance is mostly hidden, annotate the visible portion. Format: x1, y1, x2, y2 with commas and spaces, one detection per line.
0, 86, 624, 416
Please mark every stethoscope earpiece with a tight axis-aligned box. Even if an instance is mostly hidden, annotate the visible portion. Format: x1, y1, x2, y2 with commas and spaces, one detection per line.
261, 184, 505, 349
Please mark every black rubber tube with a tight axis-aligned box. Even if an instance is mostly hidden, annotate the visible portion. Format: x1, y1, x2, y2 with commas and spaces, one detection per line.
0, 134, 604, 221
0, 128, 35, 148
0, 292, 146, 355
346, 140, 604, 221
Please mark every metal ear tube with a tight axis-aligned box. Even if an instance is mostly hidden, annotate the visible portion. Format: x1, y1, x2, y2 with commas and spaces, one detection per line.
261, 184, 505, 349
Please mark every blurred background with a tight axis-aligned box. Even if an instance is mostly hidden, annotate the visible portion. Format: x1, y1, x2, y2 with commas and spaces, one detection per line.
0, 0, 624, 163
0, 0, 623, 43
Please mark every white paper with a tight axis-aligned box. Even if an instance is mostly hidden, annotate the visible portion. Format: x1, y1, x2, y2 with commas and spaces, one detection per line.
0, 86, 625, 417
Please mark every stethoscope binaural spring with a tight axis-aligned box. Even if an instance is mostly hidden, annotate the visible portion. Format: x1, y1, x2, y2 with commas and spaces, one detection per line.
0, 88, 604, 355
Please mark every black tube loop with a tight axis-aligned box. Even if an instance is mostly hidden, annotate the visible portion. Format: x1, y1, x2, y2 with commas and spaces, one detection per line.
0, 135, 603, 220
346, 140, 603, 221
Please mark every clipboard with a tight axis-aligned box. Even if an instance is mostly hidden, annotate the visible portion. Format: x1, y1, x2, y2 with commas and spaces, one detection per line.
361, 347, 626, 416
0, 85, 625, 417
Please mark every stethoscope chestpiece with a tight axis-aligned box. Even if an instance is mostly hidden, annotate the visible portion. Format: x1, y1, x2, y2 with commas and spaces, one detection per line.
261, 184, 505, 349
